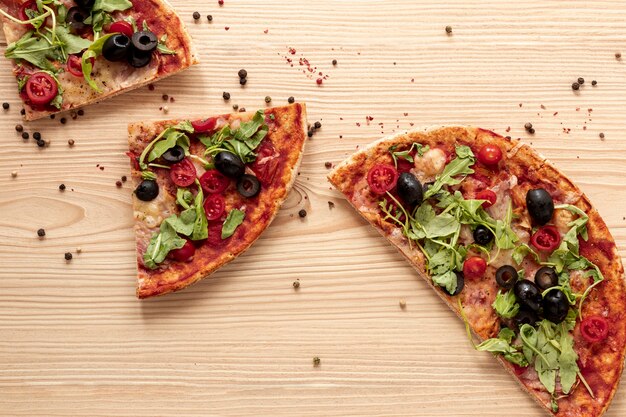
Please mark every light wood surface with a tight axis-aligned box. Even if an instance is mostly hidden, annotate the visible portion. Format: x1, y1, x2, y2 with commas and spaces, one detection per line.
1, 1, 626, 416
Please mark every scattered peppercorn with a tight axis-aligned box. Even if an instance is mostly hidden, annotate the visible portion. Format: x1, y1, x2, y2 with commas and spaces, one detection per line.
33, 132, 41, 140
2, 102, 9, 110
445, 25, 452, 34
298, 209, 307, 218
21, 132, 29, 139
616, 52, 622, 59
37, 139, 45, 147
207, 15, 213, 22
68, 139, 75, 146
577, 77, 585, 85
59, 184, 66, 191
223, 91, 230, 100
592, 80, 597, 86
238, 69, 247, 78
148, 84, 155, 91
232, 104, 239, 110
528, 128, 535, 134
37, 228, 45, 237
524, 122, 533, 131
314, 121, 322, 129
116, 180, 123, 188
571, 82, 580, 91
293, 280, 300, 289
239, 107, 246, 112
328, 201, 335, 209
324, 162, 332, 169
313, 357, 321, 367
288, 96, 295, 104
121, 175, 127, 182
192, 11, 200, 20
599, 132, 605, 139
70, 110, 78, 120
50, 114, 55, 119
20, 108, 25, 115
239, 78, 247, 86
265, 96, 272, 103
64, 252, 73, 261
15, 124, 23, 132
307, 130, 313, 138
332, 59, 337, 65
60, 117, 67, 124
77, 109, 84, 116
162, 94, 169, 101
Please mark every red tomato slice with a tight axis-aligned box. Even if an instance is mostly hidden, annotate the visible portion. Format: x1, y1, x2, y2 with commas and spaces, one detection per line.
67, 55, 84, 77
580, 316, 609, 343
19, 0, 48, 28
199, 170, 230, 194
463, 256, 487, 279
25, 72, 58, 106
531, 225, 561, 252
192, 117, 218, 133
477, 144, 503, 166
169, 158, 196, 187
251, 141, 279, 186
203, 194, 226, 221
168, 240, 195, 262
367, 164, 398, 195
475, 189, 497, 208
109, 21, 134, 37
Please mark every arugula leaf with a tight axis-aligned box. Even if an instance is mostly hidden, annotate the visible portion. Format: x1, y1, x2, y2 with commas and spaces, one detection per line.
431, 270, 458, 295
389, 142, 430, 167
141, 171, 157, 180
495, 200, 518, 250
5, 33, 58, 72
200, 125, 232, 148
423, 146, 475, 199
234, 110, 266, 141
423, 212, 459, 239
54, 25, 91, 55
148, 130, 190, 162
558, 323, 578, 394
93, 0, 133, 12
163, 210, 196, 237
492, 290, 520, 319
157, 34, 177, 55
475, 328, 528, 366
139, 121, 194, 170
82, 33, 116, 92
143, 221, 186, 269
191, 186, 208, 240
222, 209, 245, 239
512, 243, 541, 265
176, 188, 194, 210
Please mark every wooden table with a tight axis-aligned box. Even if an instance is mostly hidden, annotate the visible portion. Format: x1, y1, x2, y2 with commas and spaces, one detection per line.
1, 1, 625, 415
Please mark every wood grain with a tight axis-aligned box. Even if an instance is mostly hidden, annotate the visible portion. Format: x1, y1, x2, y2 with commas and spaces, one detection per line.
1, 0, 626, 415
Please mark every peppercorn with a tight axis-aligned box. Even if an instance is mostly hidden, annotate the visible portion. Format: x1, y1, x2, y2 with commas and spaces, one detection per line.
265, 96, 272, 103
33, 132, 41, 140
529, 128, 535, 134
11, 171, 18, 178
332, 59, 337, 65
21, 132, 29, 139
70, 110, 78, 120
64, 252, 73, 261
239, 78, 247, 86
15, 124, 23, 132
162, 94, 169, 101
307, 130, 313, 138
313, 357, 321, 367
399, 299, 407, 309
60, 117, 67, 124
77, 109, 84, 116
59, 184, 66, 191
37, 228, 45, 237
2, 102, 9, 110
314, 121, 322, 129
577, 77, 585, 85
121, 175, 127, 182
591, 80, 597, 86
238, 69, 247, 78
192, 11, 200, 20
68, 139, 75, 146
616, 52, 622, 59
524, 122, 533, 131
572, 82, 580, 91
288, 96, 295, 104
599, 132, 605, 139
293, 280, 300, 289
50, 114, 55, 119
116, 180, 122, 188
207, 15, 213, 22
239, 107, 246, 112
232, 104, 239, 110
20, 108, 25, 115
223, 91, 230, 100
298, 209, 307, 218
324, 162, 332, 169
445, 25, 452, 34
37, 139, 45, 147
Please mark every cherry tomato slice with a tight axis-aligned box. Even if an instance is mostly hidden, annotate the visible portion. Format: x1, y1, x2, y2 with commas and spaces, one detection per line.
203, 194, 226, 221
251, 141, 279, 186
169, 158, 197, 187
25, 72, 58, 106
168, 240, 196, 262
580, 315, 609, 343
367, 164, 398, 195
463, 256, 487, 280
192, 117, 218, 133
531, 225, 561, 252
475, 189, 497, 208
477, 144, 503, 166
199, 170, 230, 194
66, 55, 85, 77
109, 21, 134, 37
19, 0, 48, 28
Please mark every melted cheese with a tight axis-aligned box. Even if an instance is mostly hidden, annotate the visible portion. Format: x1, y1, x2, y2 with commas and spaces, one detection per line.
412, 148, 446, 182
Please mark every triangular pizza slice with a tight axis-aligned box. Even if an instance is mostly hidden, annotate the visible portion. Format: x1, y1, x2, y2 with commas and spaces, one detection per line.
328, 126, 626, 417
0, 0, 197, 120
128, 103, 307, 298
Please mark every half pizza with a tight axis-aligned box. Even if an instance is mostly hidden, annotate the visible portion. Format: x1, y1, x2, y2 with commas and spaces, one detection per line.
128, 103, 307, 298
328, 126, 626, 417
0, 0, 197, 120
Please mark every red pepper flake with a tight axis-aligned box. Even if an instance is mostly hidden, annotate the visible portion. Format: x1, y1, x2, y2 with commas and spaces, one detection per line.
264, 29, 269, 34
410, 78, 414, 83
403, 113, 408, 116
218, 0, 224, 5
553, 112, 558, 116
356, 122, 361, 127
289, 47, 296, 55
224, 26, 230, 31
316, 78, 323, 85
519, 103, 523, 107
505, 126, 511, 132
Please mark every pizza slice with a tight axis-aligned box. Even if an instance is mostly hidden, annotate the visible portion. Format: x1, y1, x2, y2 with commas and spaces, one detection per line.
128, 103, 307, 298
0, 0, 197, 121
328, 126, 626, 417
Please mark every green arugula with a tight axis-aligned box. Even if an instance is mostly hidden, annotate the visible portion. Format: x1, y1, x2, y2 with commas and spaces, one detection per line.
203, 110, 269, 164
176, 188, 194, 210
138, 121, 194, 170
475, 328, 528, 366
143, 221, 187, 269
423, 145, 475, 199
222, 209, 245, 239
492, 289, 520, 319
388, 142, 429, 168
512, 243, 541, 265
191, 183, 208, 241
495, 200, 519, 249
81, 33, 115, 91
157, 34, 177, 55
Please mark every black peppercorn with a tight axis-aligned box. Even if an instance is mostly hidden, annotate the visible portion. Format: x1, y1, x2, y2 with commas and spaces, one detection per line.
529, 128, 535, 134
162, 94, 169, 101
192, 11, 200, 20
314, 121, 322, 129
207, 15, 213, 22
577, 77, 585, 85
37, 228, 46, 237
591, 80, 597, 86
21, 132, 29, 139
64, 252, 73, 261
37, 139, 45, 147
121, 175, 127, 182
298, 209, 307, 218
116, 180, 122, 188
59, 184, 66, 191
238, 69, 247, 79
445, 25, 452, 34
33, 132, 41, 140
239, 78, 247, 85
60, 117, 67, 124
599, 132, 605, 139
265, 96, 271, 103
20, 108, 25, 115
307, 130, 313, 138
15, 124, 23, 132
223, 91, 230, 100
572, 82, 580, 91
288, 96, 295, 104
77, 109, 84, 116
2, 102, 9, 110
332, 59, 337, 65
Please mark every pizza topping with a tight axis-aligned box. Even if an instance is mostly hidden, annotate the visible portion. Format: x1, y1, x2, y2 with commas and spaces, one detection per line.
170, 158, 197, 187
162, 145, 185, 164
237, 174, 262, 198
542, 289, 570, 324
199, 170, 230, 194
66, 7, 90, 35
139, 121, 194, 171
367, 164, 398, 195
396, 172, 424, 207
127, 48, 152, 68
492, 289, 520, 319
192, 117, 218, 133
131, 31, 158, 54
534, 266, 558, 290
463, 256, 487, 280
109, 21, 134, 38
476, 144, 503, 166
445, 272, 464, 296
135, 179, 159, 201
531, 225, 561, 252
203, 194, 226, 221
495, 265, 517, 289
252, 141, 280, 186
580, 316, 609, 343
75, 0, 96, 10
472, 225, 493, 245
167, 240, 195, 262
214, 151, 245, 178
25, 72, 58, 106
102, 34, 132, 62
67, 55, 86, 77
514, 279, 542, 311
388, 142, 429, 168
526, 189, 555, 225
475, 189, 497, 208
514, 308, 538, 328
222, 209, 245, 239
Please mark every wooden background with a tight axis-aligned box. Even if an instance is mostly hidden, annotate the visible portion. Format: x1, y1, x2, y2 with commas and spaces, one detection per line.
1, 1, 626, 415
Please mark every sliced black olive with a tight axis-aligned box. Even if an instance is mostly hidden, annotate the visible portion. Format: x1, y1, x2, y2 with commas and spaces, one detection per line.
514, 279, 542, 311
135, 179, 159, 201
473, 225, 494, 245
214, 151, 245, 178
396, 172, 423, 206
526, 188, 554, 225
131, 31, 158, 53
74, 0, 95, 10
542, 289, 570, 324
237, 174, 261, 198
102, 34, 131, 62
445, 272, 465, 296
127, 49, 152, 68
495, 265, 518, 289
66, 7, 89, 35
162, 145, 185, 163
514, 307, 538, 329
534, 266, 558, 290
